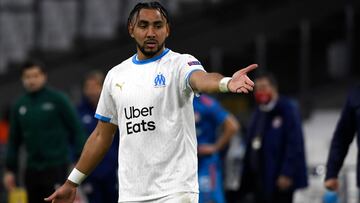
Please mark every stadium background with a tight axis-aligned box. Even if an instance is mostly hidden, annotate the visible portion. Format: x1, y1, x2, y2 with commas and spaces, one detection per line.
0, 0, 359, 202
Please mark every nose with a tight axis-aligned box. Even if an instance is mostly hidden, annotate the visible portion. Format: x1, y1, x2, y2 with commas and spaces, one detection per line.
146, 26, 156, 38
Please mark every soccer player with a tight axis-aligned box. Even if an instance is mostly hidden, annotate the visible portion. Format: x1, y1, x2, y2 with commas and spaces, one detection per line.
45, 2, 257, 203
194, 94, 239, 203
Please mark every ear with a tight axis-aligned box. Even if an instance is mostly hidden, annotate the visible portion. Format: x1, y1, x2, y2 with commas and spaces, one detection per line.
166, 24, 170, 37
128, 24, 135, 38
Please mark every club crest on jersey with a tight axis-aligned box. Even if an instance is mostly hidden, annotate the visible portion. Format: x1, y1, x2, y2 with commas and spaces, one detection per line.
154, 73, 166, 88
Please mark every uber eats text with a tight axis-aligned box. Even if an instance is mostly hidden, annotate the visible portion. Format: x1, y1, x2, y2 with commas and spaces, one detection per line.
124, 106, 156, 134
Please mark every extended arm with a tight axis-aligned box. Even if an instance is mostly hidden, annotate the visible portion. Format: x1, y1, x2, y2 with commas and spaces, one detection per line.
325, 92, 356, 191
189, 64, 257, 94
45, 120, 117, 202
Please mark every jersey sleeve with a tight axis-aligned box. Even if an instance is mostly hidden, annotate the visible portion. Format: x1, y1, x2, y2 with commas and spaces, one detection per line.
95, 71, 118, 125
178, 54, 206, 93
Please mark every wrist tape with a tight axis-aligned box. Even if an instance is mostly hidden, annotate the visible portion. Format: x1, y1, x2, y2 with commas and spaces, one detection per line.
219, 77, 232, 92
68, 168, 87, 185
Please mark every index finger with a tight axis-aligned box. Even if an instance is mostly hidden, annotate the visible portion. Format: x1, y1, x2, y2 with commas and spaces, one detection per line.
239, 64, 258, 74
44, 192, 56, 202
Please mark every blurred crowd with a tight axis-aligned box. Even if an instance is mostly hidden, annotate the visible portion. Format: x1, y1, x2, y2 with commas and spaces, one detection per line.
0, 60, 358, 203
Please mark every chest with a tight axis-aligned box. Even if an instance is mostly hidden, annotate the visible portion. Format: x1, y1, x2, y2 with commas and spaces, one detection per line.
17, 99, 58, 127
110, 65, 178, 107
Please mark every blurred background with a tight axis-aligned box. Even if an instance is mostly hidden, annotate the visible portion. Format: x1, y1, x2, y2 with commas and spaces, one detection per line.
0, 0, 359, 202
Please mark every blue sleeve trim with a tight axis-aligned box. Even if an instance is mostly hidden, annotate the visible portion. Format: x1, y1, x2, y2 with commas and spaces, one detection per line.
185, 69, 205, 89
94, 113, 111, 122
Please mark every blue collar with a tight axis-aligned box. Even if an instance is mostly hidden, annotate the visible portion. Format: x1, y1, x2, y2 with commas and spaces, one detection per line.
132, 48, 170, 65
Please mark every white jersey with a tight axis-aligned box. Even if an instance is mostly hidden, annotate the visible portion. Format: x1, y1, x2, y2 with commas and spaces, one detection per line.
95, 49, 205, 202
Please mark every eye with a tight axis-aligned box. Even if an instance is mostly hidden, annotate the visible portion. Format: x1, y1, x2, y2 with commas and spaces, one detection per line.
138, 24, 147, 29
154, 23, 164, 29
137, 22, 148, 29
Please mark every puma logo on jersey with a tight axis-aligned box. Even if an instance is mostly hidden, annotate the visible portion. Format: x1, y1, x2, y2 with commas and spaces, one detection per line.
115, 82, 124, 90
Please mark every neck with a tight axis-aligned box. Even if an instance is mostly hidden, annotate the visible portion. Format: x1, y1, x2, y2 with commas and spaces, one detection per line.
28, 86, 46, 95
259, 93, 278, 112
137, 47, 165, 60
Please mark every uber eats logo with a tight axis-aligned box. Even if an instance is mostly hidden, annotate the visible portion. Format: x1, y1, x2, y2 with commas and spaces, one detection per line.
124, 106, 156, 135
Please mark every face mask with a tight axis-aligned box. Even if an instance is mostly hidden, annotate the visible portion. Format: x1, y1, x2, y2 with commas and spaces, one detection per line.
254, 91, 272, 105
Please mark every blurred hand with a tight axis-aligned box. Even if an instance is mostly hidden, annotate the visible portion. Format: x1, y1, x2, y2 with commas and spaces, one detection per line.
277, 175, 293, 191
3, 171, 16, 191
228, 64, 257, 93
44, 180, 77, 203
198, 144, 217, 156
324, 178, 339, 191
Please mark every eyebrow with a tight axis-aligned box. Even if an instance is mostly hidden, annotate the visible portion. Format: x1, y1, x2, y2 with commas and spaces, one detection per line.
137, 20, 164, 25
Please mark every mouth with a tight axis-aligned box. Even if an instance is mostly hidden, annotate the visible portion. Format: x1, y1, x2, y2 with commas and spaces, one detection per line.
144, 40, 158, 49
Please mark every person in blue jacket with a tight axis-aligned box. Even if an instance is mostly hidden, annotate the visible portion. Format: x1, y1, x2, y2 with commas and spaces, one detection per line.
325, 85, 360, 192
239, 72, 308, 203
194, 94, 239, 203
77, 70, 119, 203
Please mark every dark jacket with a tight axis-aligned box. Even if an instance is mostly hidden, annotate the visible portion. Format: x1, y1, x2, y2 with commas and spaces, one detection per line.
325, 85, 360, 187
6, 87, 86, 172
241, 96, 308, 197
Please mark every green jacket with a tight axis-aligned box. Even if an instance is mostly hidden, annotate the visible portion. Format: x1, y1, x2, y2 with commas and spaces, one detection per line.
6, 87, 86, 171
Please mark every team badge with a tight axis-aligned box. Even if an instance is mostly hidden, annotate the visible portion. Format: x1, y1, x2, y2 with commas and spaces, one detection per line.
42, 102, 54, 111
272, 116, 283, 128
19, 106, 27, 115
154, 73, 166, 87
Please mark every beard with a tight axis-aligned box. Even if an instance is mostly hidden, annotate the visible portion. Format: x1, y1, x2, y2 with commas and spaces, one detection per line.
136, 40, 165, 58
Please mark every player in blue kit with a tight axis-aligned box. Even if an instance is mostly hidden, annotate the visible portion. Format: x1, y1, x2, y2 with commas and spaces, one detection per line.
194, 94, 239, 203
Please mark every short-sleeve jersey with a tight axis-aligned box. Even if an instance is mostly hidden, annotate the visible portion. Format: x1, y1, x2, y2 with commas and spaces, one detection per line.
95, 48, 205, 202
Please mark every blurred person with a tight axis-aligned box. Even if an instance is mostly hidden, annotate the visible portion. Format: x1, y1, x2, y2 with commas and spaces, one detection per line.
0, 107, 10, 145
0, 107, 10, 203
239, 72, 308, 203
194, 94, 239, 203
3, 60, 86, 203
77, 70, 118, 203
324, 85, 360, 194
45, 2, 257, 203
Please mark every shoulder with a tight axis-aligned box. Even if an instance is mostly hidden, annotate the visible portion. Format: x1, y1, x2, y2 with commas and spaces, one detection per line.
109, 57, 132, 73
347, 85, 360, 107
349, 85, 360, 97
276, 96, 301, 116
102, 60, 130, 85
164, 50, 201, 65
12, 94, 27, 110
45, 88, 73, 107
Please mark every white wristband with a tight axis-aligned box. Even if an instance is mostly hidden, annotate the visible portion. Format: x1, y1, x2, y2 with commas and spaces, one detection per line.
219, 77, 232, 93
68, 168, 87, 185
